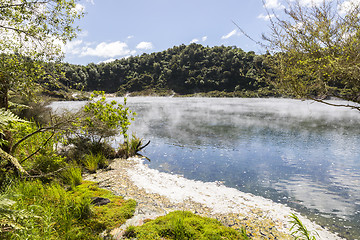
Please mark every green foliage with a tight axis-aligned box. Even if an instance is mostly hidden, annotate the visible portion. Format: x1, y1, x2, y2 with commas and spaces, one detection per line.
63, 136, 116, 161
2, 180, 136, 239
60, 165, 83, 188
0, 1, 83, 110
82, 153, 108, 173
78, 91, 136, 140
56, 44, 271, 96
70, 181, 136, 232
9, 122, 62, 169
289, 213, 318, 240
0, 0, 83, 58
264, 0, 360, 107
117, 134, 147, 159
2, 180, 92, 239
123, 210, 246, 240
0, 108, 27, 146
0, 185, 29, 234
0, 108, 27, 127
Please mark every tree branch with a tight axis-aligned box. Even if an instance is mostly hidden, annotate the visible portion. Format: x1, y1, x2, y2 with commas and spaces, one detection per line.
19, 131, 55, 164
310, 97, 360, 111
0, 147, 28, 175
10, 117, 78, 154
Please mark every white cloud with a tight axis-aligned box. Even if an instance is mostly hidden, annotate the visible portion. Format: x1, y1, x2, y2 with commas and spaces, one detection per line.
136, 41, 154, 50
127, 35, 134, 39
257, 13, 275, 21
297, 0, 326, 7
63, 39, 83, 55
86, 0, 95, 5
190, 36, 207, 44
81, 41, 136, 58
73, 3, 85, 13
338, 0, 360, 15
263, 0, 284, 9
99, 58, 116, 64
221, 29, 240, 39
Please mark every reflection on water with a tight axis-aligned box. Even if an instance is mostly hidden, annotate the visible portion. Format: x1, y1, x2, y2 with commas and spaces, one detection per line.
51, 97, 360, 239
124, 97, 360, 239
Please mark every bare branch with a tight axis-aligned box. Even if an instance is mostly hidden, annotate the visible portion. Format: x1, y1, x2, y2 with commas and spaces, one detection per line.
19, 131, 55, 164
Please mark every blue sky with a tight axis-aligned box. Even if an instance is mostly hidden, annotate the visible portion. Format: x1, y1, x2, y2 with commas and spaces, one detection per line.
62, 0, 312, 65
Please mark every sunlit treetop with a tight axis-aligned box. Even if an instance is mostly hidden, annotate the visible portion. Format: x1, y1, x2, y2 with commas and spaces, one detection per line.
0, 0, 84, 60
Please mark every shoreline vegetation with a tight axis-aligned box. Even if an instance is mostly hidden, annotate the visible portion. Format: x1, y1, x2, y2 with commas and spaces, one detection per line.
2, 0, 360, 238
84, 157, 342, 240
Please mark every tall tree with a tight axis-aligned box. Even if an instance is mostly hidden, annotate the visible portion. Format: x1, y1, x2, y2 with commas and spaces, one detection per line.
0, 0, 83, 109
263, 0, 360, 111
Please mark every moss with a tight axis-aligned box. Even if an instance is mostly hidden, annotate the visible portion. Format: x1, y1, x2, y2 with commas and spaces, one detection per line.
72, 181, 136, 231
4, 180, 136, 239
124, 211, 248, 240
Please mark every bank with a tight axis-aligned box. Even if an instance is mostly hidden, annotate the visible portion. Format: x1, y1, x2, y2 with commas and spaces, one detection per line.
84, 157, 343, 240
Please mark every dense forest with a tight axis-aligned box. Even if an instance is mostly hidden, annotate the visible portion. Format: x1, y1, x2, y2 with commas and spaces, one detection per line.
47, 44, 274, 97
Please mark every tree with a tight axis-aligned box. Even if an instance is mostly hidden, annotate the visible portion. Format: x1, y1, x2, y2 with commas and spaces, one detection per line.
0, 0, 83, 109
263, 0, 360, 111
0, 0, 83, 174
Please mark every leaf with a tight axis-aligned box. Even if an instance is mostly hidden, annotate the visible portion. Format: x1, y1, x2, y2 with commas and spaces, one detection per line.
0, 108, 28, 127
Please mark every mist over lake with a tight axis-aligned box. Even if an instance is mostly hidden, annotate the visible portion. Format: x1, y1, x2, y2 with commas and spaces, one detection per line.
51, 97, 360, 239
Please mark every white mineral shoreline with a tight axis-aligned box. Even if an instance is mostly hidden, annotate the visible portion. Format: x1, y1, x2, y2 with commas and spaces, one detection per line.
125, 157, 343, 240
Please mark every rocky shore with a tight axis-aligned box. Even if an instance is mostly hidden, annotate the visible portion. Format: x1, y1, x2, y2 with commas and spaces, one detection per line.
84, 157, 343, 240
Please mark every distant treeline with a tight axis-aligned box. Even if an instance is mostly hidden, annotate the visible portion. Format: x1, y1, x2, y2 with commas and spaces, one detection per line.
44, 43, 276, 97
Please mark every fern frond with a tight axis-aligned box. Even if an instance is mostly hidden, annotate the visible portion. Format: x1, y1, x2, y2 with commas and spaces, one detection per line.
0, 108, 27, 127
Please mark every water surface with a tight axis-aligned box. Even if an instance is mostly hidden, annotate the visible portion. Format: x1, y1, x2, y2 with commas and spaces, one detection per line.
52, 97, 360, 239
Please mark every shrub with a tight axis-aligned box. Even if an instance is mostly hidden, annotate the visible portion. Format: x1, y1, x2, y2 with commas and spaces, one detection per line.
117, 134, 149, 159
60, 165, 82, 188
62, 137, 115, 161
82, 153, 108, 173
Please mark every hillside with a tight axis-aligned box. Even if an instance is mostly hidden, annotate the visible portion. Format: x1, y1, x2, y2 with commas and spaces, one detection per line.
52, 44, 275, 97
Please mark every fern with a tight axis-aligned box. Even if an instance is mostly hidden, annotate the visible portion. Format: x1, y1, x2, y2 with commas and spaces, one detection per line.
0, 108, 27, 128
0, 189, 25, 233
0, 108, 27, 147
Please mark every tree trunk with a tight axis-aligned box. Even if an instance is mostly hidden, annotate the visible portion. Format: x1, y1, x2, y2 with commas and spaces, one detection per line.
0, 147, 28, 175
0, 79, 9, 110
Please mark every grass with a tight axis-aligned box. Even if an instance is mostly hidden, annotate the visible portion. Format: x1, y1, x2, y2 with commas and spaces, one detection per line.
60, 164, 83, 188
75, 152, 109, 174
117, 134, 145, 158
123, 210, 249, 240
290, 213, 319, 240
1, 180, 136, 240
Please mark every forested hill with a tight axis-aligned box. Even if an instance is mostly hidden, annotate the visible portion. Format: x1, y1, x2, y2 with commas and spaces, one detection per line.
56, 43, 274, 96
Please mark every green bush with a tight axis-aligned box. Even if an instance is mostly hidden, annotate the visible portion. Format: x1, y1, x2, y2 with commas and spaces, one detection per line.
124, 211, 247, 240
82, 153, 108, 173
2, 180, 136, 240
62, 137, 115, 161
2, 180, 93, 239
117, 134, 148, 159
60, 164, 83, 188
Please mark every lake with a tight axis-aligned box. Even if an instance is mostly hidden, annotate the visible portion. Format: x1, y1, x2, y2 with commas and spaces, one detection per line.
52, 97, 360, 239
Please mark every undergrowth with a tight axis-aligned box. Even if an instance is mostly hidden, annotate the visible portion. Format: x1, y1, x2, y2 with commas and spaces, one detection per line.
0, 180, 136, 239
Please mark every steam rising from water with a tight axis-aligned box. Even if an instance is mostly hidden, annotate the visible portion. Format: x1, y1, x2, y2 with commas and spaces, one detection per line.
50, 97, 360, 239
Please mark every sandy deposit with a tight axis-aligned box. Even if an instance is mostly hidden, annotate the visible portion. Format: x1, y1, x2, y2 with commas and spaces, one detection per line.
85, 157, 343, 240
